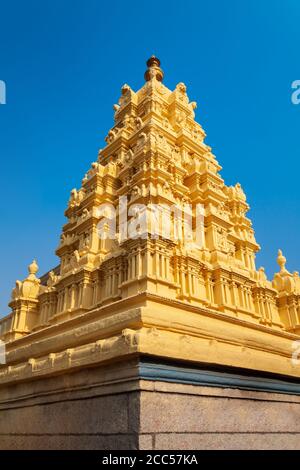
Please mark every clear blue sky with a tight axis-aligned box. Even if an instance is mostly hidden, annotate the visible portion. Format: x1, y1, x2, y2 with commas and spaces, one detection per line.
0, 0, 299, 316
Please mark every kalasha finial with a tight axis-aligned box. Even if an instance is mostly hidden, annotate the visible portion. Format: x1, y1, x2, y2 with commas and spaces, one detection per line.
144, 56, 164, 82
28, 259, 39, 276
277, 249, 287, 273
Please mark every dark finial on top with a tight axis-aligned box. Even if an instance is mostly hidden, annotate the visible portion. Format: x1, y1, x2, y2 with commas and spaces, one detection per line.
144, 56, 164, 82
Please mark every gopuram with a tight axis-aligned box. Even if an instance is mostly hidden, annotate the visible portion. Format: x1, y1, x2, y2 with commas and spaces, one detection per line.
1, 57, 300, 450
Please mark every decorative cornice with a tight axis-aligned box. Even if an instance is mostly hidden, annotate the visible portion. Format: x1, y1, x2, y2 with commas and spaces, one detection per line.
139, 360, 300, 396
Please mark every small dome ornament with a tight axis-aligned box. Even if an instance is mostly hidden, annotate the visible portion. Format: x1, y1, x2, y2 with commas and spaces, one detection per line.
28, 259, 39, 276
144, 56, 164, 82
277, 249, 287, 273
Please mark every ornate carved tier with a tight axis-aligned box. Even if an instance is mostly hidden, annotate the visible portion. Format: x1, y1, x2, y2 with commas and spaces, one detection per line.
1, 58, 300, 384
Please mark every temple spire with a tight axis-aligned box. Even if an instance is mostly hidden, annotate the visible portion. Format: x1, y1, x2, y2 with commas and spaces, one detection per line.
144, 56, 164, 82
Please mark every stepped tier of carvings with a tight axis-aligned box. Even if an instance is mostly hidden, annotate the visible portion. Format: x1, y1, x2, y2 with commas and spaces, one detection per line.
1, 57, 300, 381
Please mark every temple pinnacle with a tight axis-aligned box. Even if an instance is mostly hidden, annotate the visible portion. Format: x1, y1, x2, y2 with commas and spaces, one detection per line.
144, 56, 164, 82
277, 249, 287, 273
28, 259, 39, 276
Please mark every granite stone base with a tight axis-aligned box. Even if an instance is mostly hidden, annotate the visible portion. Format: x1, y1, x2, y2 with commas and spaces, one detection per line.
0, 358, 300, 450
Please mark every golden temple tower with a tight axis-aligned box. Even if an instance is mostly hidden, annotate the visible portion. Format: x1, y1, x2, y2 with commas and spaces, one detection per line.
1, 57, 300, 450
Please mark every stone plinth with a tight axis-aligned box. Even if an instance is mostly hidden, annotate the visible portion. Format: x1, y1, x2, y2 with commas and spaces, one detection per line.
0, 358, 300, 450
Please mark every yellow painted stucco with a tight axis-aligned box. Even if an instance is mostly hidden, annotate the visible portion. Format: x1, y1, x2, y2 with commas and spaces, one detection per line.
1, 57, 300, 384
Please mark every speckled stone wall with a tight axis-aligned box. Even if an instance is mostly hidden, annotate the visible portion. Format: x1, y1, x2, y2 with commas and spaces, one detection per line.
0, 359, 300, 450
138, 381, 300, 450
